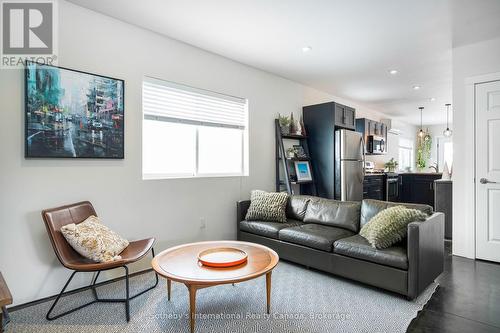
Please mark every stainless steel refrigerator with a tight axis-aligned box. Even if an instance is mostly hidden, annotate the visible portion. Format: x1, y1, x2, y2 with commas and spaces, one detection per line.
335, 129, 365, 201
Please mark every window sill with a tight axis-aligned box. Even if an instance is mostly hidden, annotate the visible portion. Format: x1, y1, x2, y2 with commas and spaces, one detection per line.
142, 173, 249, 181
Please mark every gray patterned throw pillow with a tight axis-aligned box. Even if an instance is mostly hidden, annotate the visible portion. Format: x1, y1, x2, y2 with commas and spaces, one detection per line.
360, 206, 429, 249
245, 190, 289, 223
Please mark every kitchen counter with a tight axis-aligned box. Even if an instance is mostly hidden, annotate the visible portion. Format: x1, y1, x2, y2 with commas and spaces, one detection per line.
364, 173, 385, 177
399, 172, 442, 176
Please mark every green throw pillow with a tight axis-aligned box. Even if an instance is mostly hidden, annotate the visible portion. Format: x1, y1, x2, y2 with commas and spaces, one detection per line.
245, 190, 289, 223
359, 206, 429, 249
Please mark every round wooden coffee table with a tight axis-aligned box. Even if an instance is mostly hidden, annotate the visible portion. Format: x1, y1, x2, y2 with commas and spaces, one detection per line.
151, 241, 279, 333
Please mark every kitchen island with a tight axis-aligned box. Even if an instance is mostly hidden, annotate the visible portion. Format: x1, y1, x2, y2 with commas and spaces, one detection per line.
363, 172, 443, 209
398, 173, 443, 208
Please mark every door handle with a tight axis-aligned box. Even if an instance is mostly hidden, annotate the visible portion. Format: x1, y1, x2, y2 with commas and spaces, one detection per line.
480, 178, 498, 184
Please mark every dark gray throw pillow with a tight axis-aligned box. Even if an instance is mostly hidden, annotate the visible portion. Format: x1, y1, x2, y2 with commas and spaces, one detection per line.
245, 190, 289, 223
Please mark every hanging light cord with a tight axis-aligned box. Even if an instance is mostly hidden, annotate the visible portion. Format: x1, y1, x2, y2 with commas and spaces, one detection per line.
446, 104, 450, 129
419, 107, 424, 132
421, 109, 423, 130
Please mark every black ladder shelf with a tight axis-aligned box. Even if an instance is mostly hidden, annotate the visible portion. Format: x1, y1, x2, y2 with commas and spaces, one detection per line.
275, 119, 318, 195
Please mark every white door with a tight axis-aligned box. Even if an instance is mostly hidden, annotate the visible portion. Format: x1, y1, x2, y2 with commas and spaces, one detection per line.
475, 80, 500, 262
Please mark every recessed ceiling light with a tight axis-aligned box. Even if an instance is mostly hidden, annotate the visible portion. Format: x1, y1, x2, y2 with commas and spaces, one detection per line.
389, 69, 398, 75
413, 85, 421, 90
430, 97, 436, 102
302, 46, 312, 53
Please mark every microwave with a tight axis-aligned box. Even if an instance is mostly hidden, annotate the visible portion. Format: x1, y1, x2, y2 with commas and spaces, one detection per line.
367, 135, 386, 154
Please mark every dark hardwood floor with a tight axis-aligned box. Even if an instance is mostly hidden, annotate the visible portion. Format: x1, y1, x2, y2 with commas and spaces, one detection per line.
407, 241, 500, 332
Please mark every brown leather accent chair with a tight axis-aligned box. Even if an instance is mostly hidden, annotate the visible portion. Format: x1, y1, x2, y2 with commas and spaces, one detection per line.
42, 201, 158, 321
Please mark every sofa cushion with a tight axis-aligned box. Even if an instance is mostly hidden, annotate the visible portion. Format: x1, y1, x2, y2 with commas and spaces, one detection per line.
360, 206, 429, 249
360, 199, 433, 228
279, 224, 355, 252
333, 234, 408, 269
286, 195, 311, 221
239, 219, 303, 239
245, 190, 289, 223
303, 198, 361, 232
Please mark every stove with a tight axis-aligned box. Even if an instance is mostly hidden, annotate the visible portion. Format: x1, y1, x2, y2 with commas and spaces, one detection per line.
385, 172, 399, 202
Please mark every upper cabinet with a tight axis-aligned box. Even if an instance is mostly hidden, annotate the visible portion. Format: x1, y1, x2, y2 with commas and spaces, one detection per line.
303, 102, 356, 131
356, 118, 388, 155
334, 103, 356, 130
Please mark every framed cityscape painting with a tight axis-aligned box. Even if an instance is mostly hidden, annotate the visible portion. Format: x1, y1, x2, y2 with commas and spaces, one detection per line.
25, 62, 124, 158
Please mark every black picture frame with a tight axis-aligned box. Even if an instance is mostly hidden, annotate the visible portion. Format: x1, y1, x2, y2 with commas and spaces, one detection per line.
25, 61, 125, 159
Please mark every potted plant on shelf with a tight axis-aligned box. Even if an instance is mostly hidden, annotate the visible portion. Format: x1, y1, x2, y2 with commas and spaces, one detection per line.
384, 158, 399, 172
278, 114, 291, 135
289, 112, 295, 134
286, 148, 296, 158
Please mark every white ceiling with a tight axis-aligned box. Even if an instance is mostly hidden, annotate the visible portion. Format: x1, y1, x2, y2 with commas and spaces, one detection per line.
68, 0, 500, 125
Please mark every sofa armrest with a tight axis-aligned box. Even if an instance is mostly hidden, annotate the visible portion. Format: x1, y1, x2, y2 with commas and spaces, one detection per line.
407, 212, 444, 299
237, 200, 251, 224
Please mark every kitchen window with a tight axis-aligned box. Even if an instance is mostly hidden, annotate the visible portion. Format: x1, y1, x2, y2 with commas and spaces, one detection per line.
142, 77, 248, 179
437, 137, 453, 171
398, 138, 414, 171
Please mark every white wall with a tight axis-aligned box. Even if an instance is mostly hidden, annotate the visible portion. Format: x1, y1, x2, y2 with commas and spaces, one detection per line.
452, 37, 500, 258
0, 1, 395, 306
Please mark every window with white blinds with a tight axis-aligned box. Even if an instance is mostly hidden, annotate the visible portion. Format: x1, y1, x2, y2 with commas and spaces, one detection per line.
142, 77, 248, 179
398, 137, 414, 172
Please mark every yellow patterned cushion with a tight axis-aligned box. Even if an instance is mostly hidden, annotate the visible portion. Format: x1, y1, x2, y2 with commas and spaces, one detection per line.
60, 215, 129, 262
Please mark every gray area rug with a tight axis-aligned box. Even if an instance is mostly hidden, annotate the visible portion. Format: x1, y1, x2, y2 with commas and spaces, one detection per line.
6, 262, 436, 333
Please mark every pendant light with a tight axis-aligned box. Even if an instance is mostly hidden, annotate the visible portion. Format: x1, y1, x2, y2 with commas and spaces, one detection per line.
418, 107, 425, 138
443, 103, 452, 137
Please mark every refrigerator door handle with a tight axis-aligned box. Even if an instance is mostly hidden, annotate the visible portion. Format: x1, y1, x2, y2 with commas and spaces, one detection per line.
361, 135, 366, 175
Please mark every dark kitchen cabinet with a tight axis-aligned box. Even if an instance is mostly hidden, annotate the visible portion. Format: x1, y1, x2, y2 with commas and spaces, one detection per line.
398, 174, 442, 208
373, 122, 381, 136
355, 118, 388, 155
435, 180, 452, 239
434, 179, 453, 239
380, 123, 387, 139
357, 118, 387, 139
334, 103, 356, 130
363, 175, 385, 200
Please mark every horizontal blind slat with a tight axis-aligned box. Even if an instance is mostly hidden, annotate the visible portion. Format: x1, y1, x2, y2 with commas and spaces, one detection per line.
144, 83, 245, 108
143, 106, 245, 124
143, 78, 247, 128
144, 80, 245, 104
143, 102, 245, 121
143, 98, 245, 117
143, 92, 246, 115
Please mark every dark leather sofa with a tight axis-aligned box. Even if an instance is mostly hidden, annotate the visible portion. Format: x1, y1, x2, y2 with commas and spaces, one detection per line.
237, 196, 444, 299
